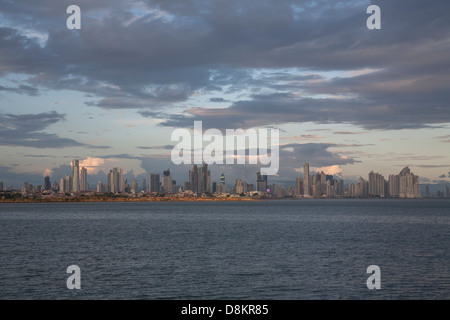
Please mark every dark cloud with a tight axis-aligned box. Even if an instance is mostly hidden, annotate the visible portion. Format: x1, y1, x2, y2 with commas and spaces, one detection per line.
137, 145, 173, 150
0, 84, 39, 96
0, 0, 448, 130
0, 111, 109, 149
155, 93, 448, 130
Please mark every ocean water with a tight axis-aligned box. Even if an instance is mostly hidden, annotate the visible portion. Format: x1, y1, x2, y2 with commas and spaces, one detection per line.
0, 199, 448, 300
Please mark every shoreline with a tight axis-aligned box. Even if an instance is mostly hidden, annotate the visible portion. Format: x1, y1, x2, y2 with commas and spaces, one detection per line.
0, 196, 260, 203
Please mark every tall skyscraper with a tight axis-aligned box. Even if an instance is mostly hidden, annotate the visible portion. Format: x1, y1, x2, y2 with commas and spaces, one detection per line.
131, 179, 138, 194
398, 167, 420, 198
256, 171, 267, 192
71, 159, 80, 192
44, 176, 51, 191
0, 181, 4, 191
64, 175, 73, 193
295, 177, 303, 196
162, 169, 173, 193
108, 168, 120, 193
303, 162, 310, 197
149, 174, 160, 192
201, 163, 211, 193
388, 174, 400, 197
189, 165, 200, 193
118, 168, 124, 192
59, 178, 65, 194
80, 167, 88, 191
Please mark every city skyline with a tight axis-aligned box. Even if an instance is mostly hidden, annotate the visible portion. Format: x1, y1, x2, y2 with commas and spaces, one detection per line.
1, 1, 450, 188
2, 158, 438, 199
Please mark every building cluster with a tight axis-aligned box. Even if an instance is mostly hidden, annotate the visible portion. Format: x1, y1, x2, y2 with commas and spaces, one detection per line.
0, 160, 433, 199
346, 166, 420, 198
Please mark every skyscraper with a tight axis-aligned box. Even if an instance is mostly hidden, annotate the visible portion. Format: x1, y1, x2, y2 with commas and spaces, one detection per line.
1, 181, 4, 191
162, 169, 172, 193
188, 165, 200, 193
295, 177, 303, 196
108, 168, 120, 193
71, 159, 80, 193
398, 167, 420, 198
64, 175, 73, 193
256, 171, 267, 192
388, 174, 400, 197
149, 173, 160, 192
80, 167, 88, 191
201, 163, 211, 193
44, 176, 51, 191
118, 168, 124, 193
131, 179, 138, 194
303, 162, 310, 197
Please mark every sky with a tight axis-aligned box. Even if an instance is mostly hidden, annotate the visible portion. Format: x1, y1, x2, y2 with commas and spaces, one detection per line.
0, 0, 450, 189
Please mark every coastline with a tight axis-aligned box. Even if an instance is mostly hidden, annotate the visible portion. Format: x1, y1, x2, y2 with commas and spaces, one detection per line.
0, 196, 260, 203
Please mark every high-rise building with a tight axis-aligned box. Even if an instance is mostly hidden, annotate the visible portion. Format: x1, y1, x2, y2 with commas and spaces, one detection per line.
80, 167, 88, 191
64, 175, 72, 193
97, 181, 104, 193
201, 163, 211, 193
71, 159, 80, 193
368, 171, 386, 197
388, 174, 400, 198
108, 167, 121, 193
295, 177, 303, 196
189, 165, 201, 193
131, 179, 138, 194
118, 168, 124, 193
44, 176, 51, 191
149, 173, 160, 192
303, 163, 310, 197
162, 169, 172, 193
142, 179, 146, 193
235, 179, 244, 194
0, 181, 4, 191
398, 167, 420, 198
256, 171, 267, 192
220, 173, 225, 186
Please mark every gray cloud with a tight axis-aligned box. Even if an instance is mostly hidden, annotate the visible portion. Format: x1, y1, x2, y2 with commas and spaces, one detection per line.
0, 111, 109, 149
0, 84, 39, 96
0, 0, 448, 131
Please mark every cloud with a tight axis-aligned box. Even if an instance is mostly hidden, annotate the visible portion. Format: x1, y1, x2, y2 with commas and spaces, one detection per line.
79, 157, 106, 174
210, 97, 229, 103
0, 84, 39, 96
0, 0, 448, 130
0, 111, 85, 148
310, 165, 343, 177
0, 111, 109, 149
